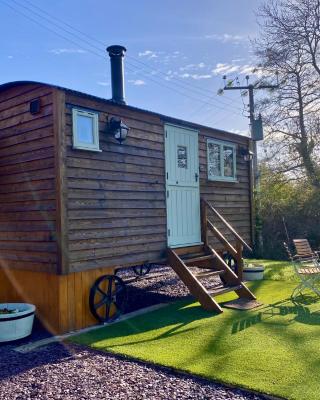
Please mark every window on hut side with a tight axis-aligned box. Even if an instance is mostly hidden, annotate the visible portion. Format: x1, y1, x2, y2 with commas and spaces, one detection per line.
72, 108, 100, 151
207, 139, 237, 181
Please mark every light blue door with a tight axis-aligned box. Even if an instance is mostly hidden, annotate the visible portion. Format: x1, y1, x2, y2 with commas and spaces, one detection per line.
165, 124, 201, 247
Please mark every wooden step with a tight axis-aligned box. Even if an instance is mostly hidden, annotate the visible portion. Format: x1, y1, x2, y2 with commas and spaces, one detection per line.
168, 248, 224, 313
182, 252, 207, 261
174, 245, 204, 256
184, 255, 214, 265
208, 284, 243, 297
194, 270, 225, 279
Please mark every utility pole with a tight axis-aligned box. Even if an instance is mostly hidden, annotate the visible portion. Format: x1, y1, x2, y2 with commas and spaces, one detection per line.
222, 75, 278, 255
223, 75, 278, 188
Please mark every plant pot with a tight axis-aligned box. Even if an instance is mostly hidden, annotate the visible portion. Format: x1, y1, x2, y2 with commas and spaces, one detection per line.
0, 303, 36, 342
243, 265, 265, 281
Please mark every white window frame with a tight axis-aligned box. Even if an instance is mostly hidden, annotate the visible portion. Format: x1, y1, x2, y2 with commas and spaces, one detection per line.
72, 108, 101, 152
207, 138, 237, 182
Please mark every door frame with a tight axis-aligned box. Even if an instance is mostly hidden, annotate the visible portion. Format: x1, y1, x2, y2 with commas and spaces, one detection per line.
164, 123, 201, 248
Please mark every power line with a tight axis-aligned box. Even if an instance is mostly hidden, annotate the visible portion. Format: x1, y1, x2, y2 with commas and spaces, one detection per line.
1, 0, 245, 118
126, 54, 244, 110
124, 58, 243, 113
0, 0, 107, 61
10, 0, 244, 112
20, 0, 242, 108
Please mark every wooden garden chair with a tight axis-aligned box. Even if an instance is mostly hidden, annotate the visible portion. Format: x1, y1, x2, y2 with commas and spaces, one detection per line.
293, 239, 320, 261
283, 242, 320, 299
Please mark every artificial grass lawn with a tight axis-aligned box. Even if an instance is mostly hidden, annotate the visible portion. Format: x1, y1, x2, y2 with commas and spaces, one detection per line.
72, 261, 320, 400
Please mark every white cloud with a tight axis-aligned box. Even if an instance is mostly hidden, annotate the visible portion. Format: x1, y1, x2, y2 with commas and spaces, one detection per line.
97, 81, 109, 87
7, 55, 13, 59
179, 62, 206, 72
191, 74, 212, 80
138, 50, 183, 64
212, 62, 263, 76
212, 63, 241, 75
49, 48, 86, 55
138, 50, 158, 58
205, 33, 247, 44
180, 73, 212, 80
128, 79, 146, 86
240, 65, 256, 75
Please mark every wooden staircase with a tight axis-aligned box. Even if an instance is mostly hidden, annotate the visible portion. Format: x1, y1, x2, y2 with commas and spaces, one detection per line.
167, 199, 256, 313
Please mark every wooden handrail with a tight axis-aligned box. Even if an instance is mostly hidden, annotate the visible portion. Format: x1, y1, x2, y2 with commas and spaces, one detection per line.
207, 220, 238, 258
201, 198, 252, 252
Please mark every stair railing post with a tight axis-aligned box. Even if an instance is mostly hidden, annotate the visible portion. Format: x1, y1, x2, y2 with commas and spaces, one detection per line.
200, 199, 208, 247
235, 241, 244, 281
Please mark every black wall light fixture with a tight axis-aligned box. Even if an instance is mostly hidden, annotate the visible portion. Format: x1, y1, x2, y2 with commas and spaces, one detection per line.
107, 117, 129, 144
239, 146, 254, 161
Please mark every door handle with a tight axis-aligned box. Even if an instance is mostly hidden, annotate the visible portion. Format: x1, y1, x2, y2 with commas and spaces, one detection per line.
195, 172, 199, 182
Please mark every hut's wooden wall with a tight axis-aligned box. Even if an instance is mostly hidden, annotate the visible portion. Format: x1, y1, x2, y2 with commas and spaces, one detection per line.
64, 93, 167, 273
0, 83, 252, 276
64, 91, 252, 273
198, 129, 252, 248
0, 82, 252, 334
0, 265, 115, 334
0, 84, 57, 273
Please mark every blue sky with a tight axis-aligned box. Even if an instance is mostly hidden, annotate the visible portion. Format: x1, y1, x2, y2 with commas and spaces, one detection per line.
0, 0, 264, 135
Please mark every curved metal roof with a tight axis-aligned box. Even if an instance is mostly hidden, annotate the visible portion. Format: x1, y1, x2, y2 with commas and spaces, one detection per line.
0, 80, 249, 142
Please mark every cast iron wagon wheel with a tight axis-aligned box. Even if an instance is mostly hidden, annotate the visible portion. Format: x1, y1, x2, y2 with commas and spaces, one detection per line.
222, 252, 238, 275
89, 275, 127, 323
132, 263, 152, 277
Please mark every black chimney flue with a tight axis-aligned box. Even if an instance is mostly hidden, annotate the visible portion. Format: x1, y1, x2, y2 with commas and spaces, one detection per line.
106, 45, 126, 104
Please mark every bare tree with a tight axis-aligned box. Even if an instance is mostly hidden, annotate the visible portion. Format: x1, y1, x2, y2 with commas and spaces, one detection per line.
255, 0, 320, 188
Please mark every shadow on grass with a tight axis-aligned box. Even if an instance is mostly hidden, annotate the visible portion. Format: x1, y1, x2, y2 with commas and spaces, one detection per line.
231, 294, 320, 334
73, 300, 219, 347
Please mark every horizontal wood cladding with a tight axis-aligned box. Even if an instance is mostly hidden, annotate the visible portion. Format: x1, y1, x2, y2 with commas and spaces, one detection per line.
65, 92, 253, 271
0, 265, 116, 333
65, 93, 167, 272
199, 131, 252, 248
0, 84, 57, 273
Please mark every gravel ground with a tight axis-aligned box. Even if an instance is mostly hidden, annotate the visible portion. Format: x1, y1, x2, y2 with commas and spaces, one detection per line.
0, 265, 267, 400
117, 264, 222, 313
0, 342, 265, 400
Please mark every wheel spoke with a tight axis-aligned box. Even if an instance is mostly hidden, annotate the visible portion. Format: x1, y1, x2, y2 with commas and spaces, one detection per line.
90, 274, 127, 323
94, 296, 109, 310
105, 276, 113, 320
105, 301, 111, 320
96, 287, 107, 297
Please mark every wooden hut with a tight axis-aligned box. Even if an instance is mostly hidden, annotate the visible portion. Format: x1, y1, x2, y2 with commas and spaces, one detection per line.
0, 46, 255, 334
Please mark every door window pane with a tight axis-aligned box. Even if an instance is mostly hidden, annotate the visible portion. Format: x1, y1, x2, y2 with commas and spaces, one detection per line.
177, 145, 188, 169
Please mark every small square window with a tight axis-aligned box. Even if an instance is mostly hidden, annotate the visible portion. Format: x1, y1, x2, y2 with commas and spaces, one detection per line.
207, 139, 237, 181
72, 108, 100, 151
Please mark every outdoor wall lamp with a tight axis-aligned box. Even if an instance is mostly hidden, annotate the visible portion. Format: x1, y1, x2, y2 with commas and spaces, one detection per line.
107, 117, 129, 144
239, 147, 254, 162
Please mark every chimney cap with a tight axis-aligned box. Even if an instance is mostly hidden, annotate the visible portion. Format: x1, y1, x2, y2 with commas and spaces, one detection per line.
106, 45, 127, 56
